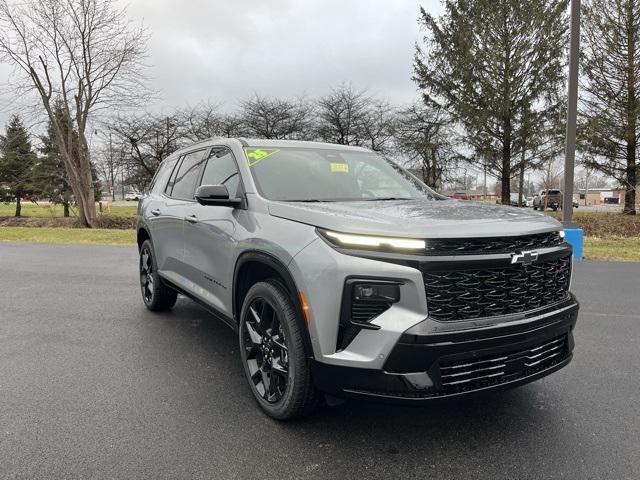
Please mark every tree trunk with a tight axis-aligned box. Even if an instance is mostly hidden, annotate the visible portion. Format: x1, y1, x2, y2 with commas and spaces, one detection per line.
63, 201, 70, 217
501, 122, 512, 205
71, 138, 97, 227
624, 0, 637, 215
518, 161, 525, 207
624, 152, 637, 215
15, 195, 21, 217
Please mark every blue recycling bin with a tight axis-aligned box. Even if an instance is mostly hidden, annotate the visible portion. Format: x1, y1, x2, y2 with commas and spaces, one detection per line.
563, 228, 583, 261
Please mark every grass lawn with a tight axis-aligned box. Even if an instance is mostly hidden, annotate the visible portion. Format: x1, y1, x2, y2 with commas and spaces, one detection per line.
0, 206, 637, 260
583, 237, 640, 262
0, 202, 137, 218
0, 227, 135, 245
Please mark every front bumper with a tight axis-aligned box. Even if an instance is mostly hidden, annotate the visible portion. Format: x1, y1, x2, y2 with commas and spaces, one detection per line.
312, 297, 579, 402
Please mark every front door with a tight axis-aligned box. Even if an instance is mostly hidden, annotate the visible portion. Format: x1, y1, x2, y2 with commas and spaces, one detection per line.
156, 148, 209, 287
182, 147, 242, 316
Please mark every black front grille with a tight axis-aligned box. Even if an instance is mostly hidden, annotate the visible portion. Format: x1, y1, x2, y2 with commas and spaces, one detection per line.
424, 231, 563, 256
439, 335, 569, 394
422, 253, 571, 321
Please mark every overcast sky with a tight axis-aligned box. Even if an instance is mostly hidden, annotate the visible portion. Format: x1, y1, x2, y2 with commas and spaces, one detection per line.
0, 0, 444, 127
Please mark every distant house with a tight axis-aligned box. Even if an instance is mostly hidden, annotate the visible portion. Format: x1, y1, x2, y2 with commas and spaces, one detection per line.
574, 187, 639, 206
441, 188, 498, 203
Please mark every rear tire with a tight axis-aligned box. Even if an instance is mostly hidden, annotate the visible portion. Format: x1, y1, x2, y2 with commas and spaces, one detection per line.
239, 279, 317, 420
139, 239, 178, 312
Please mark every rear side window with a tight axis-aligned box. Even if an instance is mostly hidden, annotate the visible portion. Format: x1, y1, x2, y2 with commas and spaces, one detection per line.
164, 157, 182, 195
150, 159, 177, 194
200, 147, 241, 197
167, 149, 208, 200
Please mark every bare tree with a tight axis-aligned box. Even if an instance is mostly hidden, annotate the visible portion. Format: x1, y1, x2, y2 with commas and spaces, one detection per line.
538, 158, 564, 209
0, 0, 149, 226
239, 94, 314, 140
359, 100, 397, 153
94, 132, 125, 201
183, 103, 248, 140
395, 103, 458, 189
316, 83, 370, 145
108, 112, 186, 188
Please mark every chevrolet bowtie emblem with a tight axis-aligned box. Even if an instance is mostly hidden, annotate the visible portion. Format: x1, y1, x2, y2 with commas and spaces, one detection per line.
511, 250, 539, 266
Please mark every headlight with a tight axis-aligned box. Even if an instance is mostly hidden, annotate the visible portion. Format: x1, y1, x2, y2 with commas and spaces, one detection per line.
320, 229, 426, 250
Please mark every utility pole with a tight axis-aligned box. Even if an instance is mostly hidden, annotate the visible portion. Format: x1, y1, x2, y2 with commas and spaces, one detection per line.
483, 160, 487, 202
562, 0, 581, 226
109, 132, 115, 202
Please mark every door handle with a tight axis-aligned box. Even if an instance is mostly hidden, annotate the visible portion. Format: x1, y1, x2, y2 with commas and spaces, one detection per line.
150, 209, 161, 216
185, 214, 199, 224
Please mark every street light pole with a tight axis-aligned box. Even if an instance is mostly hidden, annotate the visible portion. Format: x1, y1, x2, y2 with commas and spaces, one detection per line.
562, 0, 581, 227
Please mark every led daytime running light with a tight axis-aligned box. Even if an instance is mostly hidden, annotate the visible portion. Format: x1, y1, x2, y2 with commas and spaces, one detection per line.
325, 230, 426, 250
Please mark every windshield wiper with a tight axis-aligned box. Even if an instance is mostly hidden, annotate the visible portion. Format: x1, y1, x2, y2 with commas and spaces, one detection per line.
286, 199, 334, 203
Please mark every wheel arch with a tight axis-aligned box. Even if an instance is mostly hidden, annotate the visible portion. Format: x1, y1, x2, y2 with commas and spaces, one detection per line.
233, 250, 314, 359
137, 227, 150, 251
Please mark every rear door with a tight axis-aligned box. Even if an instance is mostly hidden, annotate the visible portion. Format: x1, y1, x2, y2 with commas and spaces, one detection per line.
182, 146, 243, 315
155, 148, 209, 284
144, 157, 178, 266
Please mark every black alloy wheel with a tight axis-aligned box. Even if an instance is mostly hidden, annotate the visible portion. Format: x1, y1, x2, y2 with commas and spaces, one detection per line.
140, 245, 155, 304
242, 297, 290, 403
239, 280, 317, 420
139, 239, 177, 312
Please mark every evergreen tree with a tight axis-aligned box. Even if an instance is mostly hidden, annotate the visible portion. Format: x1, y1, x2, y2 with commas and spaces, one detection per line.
580, 0, 640, 215
0, 115, 37, 216
34, 103, 74, 217
413, 0, 568, 204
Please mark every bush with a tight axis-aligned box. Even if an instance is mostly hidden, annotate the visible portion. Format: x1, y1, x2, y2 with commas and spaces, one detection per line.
572, 213, 640, 238
0, 213, 135, 230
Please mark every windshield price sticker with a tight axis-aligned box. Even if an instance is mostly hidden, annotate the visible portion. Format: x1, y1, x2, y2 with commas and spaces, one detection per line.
330, 163, 349, 173
245, 148, 280, 167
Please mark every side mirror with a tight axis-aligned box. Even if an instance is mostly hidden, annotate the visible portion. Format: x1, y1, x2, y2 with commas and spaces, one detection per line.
195, 185, 242, 207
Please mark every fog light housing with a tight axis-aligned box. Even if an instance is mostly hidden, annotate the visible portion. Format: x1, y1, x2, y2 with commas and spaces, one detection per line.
353, 283, 400, 303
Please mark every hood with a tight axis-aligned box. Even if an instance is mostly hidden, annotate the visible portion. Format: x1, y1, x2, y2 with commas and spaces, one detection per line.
267, 199, 561, 238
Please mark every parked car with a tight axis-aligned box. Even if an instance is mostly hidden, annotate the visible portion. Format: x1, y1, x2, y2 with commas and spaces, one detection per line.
533, 189, 563, 211
450, 192, 470, 200
125, 191, 143, 201
137, 139, 579, 420
509, 193, 525, 207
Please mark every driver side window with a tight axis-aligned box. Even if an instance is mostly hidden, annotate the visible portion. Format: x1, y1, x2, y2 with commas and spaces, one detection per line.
200, 147, 241, 197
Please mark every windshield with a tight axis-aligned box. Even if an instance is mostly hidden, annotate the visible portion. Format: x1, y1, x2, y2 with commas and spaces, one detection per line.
244, 147, 441, 202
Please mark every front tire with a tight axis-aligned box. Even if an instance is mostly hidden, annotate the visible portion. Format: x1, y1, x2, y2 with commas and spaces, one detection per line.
239, 280, 317, 420
139, 239, 178, 312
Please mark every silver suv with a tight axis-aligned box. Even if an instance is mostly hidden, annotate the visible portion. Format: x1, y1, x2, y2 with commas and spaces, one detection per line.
137, 138, 579, 420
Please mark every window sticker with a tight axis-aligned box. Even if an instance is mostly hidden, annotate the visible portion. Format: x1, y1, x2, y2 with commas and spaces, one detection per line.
245, 148, 280, 167
330, 163, 349, 173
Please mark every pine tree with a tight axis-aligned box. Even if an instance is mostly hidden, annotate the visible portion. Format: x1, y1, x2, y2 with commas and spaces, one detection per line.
0, 115, 37, 216
33, 103, 75, 217
580, 0, 640, 215
413, 0, 568, 204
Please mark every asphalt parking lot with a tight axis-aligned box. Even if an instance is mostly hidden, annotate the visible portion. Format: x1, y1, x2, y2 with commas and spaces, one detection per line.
1, 243, 639, 479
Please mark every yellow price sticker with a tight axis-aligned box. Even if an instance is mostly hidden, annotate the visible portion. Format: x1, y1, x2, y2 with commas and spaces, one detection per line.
245, 148, 280, 166
330, 163, 349, 173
